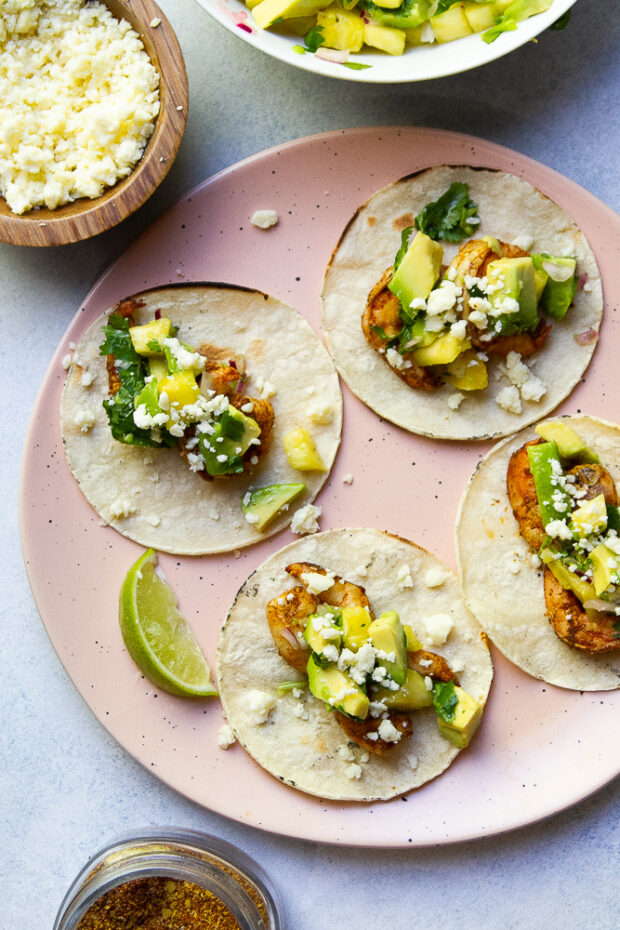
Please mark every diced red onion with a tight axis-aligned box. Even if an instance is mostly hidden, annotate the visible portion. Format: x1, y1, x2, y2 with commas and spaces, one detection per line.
577, 271, 589, 291
315, 47, 349, 63
280, 627, 303, 650
574, 328, 598, 345
154, 308, 161, 319
237, 23, 252, 33
583, 599, 612, 613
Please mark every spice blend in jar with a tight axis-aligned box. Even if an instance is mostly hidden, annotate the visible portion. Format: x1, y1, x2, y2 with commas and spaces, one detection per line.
75, 877, 241, 930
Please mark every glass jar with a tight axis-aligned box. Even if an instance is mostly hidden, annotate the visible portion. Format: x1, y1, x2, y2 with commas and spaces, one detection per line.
54, 828, 281, 930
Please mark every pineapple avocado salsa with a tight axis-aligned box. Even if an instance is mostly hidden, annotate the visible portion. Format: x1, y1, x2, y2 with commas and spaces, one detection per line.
321, 166, 602, 441
456, 416, 620, 691
248, 0, 561, 65
216, 528, 493, 801
60, 285, 342, 555
365, 180, 579, 397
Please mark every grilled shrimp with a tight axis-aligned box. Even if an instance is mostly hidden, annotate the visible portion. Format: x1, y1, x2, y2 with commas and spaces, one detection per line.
474, 319, 552, 359
508, 438, 620, 651
544, 569, 619, 653
569, 463, 619, 505
362, 269, 439, 392
266, 586, 317, 674
336, 712, 412, 755
407, 649, 459, 685
286, 562, 373, 614
507, 439, 546, 550
446, 238, 498, 284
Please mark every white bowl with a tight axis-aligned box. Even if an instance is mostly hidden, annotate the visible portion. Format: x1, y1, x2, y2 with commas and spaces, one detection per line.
196, 0, 577, 83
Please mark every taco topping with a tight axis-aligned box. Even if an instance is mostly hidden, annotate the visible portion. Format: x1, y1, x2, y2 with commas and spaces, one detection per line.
507, 419, 620, 653
100, 299, 274, 481
363, 185, 580, 411
266, 562, 483, 753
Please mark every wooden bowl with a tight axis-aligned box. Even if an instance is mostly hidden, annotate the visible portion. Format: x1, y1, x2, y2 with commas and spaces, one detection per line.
0, 0, 188, 247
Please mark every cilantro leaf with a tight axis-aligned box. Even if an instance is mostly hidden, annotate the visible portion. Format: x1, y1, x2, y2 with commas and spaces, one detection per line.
434, 0, 460, 12
433, 680, 458, 722
304, 25, 325, 53
342, 62, 372, 70
394, 225, 414, 271
99, 313, 140, 363
482, 16, 518, 43
414, 182, 479, 243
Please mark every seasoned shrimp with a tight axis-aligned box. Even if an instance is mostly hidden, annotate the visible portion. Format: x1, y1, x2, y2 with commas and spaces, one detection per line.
569, 463, 619, 505
286, 562, 373, 614
507, 439, 546, 550
407, 649, 459, 685
266, 586, 316, 674
508, 438, 620, 652
362, 269, 439, 392
336, 711, 412, 755
544, 568, 619, 653
474, 319, 551, 359
446, 238, 498, 284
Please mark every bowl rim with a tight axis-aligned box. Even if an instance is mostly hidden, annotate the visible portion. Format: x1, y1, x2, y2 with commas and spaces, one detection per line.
0, 0, 189, 247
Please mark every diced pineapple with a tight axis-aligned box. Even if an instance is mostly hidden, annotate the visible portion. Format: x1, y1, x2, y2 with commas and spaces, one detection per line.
431, 5, 473, 44
445, 350, 488, 391
571, 494, 608, 536
363, 21, 406, 55
245, 0, 262, 9
252, 0, 332, 29
316, 6, 364, 51
371, 0, 403, 7
405, 22, 434, 45
283, 427, 326, 472
129, 318, 172, 356
462, 1, 498, 32
159, 370, 200, 418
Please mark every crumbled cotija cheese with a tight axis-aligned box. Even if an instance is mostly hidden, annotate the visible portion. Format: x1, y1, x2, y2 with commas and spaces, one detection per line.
0, 0, 160, 214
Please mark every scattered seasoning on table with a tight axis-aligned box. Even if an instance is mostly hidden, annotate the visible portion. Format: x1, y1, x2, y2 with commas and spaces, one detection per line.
76, 877, 241, 929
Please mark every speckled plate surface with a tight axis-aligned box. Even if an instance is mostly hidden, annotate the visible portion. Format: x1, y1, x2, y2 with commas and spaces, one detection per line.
195, 0, 577, 84
21, 128, 619, 847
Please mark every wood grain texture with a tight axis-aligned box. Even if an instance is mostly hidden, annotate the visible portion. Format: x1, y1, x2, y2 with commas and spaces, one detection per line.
0, 0, 188, 247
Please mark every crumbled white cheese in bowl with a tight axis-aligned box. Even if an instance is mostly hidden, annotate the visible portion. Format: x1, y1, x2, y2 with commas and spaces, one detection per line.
0, 0, 161, 215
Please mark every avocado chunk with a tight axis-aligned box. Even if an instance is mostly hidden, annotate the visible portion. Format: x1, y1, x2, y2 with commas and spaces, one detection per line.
252, 0, 332, 29
412, 330, 470, 367
360, 0, 430, 30
535, 420, 587, 459
200, 406, 261, 477
241, 483, 305, 531
373, 668, 433, 711
534, 420, 599, 463
486, 256, 538, 335
129, 317, 172, 356
341, 605, 372, 651
388, 231, 443, 310
148, 356, 169, 381
436, 685, 483, 749
307, 654, 369, 719
532, 253, 577, 320
527, 441, 571, 527
304, 609, 343, 659
540, 547, 596, 605
590, 544, 620, 597
134, 379, 166, 418
368, 610, 407, 686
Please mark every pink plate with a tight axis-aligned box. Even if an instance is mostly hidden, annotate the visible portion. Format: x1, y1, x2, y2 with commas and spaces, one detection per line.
21, 128, 620, 847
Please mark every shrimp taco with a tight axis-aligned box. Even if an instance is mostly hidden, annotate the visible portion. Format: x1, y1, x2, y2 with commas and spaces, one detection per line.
457, 416, 620, 690
321, 166, 602, 441
216, 528, 493, 801
60, 284, 342, 555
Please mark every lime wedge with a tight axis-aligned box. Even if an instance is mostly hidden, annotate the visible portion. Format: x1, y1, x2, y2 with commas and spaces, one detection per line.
119, 548, 217, 698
